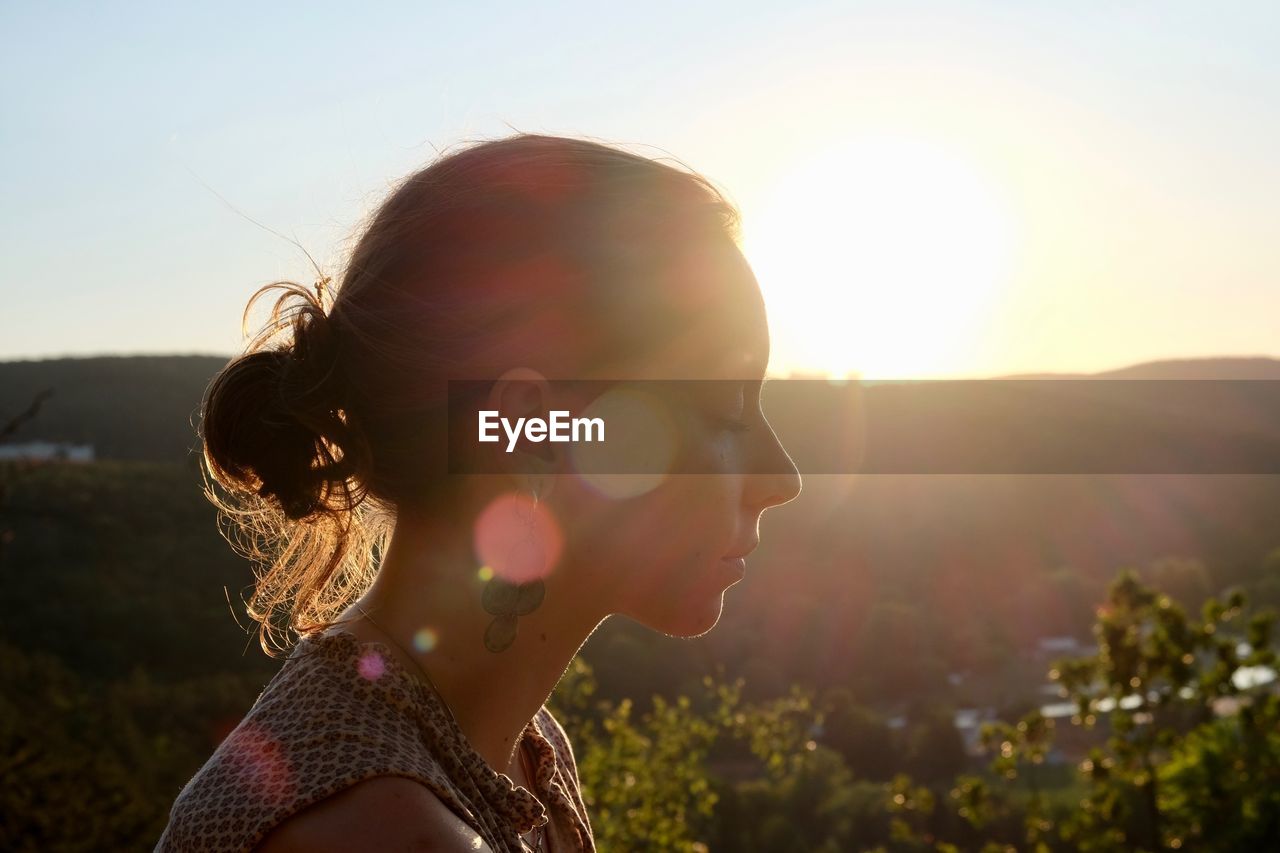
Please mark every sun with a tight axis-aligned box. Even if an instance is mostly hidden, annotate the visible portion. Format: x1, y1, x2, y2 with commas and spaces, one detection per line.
743, 134, 1017, 379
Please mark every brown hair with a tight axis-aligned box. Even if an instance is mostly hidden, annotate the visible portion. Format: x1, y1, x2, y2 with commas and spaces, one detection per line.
198, 132, 741, 655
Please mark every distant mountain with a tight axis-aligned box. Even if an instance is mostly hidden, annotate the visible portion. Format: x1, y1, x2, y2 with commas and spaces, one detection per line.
993, 356, 1280, 380
0, 355, 228, 462
767, 357, 1280, 476
1, 354, 1278, 462
5, 352, 1280, 713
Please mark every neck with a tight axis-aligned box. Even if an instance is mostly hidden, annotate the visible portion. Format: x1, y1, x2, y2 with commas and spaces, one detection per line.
344, 506, 608, 776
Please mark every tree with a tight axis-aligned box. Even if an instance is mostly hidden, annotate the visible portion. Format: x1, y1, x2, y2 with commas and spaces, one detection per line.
1052, 569, 1279, 851
820, 688, 897, 781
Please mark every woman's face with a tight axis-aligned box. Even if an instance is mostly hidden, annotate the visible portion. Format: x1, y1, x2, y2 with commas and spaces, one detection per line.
550, 238, 804, 636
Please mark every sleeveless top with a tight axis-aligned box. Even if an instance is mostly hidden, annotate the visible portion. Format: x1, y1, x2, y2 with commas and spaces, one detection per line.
154, 629, 596, 852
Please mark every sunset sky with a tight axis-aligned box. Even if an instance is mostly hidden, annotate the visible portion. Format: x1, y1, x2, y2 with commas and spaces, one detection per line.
3, 1, 1277, 379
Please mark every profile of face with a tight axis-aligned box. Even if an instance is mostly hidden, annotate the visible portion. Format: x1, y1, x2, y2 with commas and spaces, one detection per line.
486, 237, 803, 638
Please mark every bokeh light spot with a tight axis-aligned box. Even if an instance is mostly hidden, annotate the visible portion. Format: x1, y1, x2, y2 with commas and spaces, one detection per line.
357, 649, 386, 681
571, 386, 677, 499
225, 721, 294, 807
473, 492, 564, 584
413, 627, 439, 653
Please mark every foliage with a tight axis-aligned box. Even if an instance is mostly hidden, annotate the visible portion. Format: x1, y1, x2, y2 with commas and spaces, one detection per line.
0, 641, 263, 852
820, 687, 897, 780
888, 570, 1280, 853
5, 455, 1280, 850
1050, 570, 1279, 851
921, 708, 1064, 851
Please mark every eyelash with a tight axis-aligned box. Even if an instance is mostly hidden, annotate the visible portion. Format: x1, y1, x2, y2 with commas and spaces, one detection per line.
719, 379, 766, 433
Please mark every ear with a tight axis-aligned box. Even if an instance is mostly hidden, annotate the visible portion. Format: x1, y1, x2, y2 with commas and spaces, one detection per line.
488, 367, 557, 466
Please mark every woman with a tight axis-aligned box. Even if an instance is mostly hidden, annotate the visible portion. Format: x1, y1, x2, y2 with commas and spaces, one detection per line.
156, 133, 802, 852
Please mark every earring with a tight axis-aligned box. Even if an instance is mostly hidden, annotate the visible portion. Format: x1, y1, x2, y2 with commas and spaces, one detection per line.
480, 481, 546, 653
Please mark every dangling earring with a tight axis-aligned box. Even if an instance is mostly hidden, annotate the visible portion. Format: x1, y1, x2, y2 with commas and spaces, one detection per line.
480, 478, 547, 653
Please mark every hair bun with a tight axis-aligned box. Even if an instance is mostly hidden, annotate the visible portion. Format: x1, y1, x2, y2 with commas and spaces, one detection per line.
200, 281, 370, 522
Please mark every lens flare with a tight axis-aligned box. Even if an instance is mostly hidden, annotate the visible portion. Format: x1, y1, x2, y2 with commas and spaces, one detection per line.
413, 627, 439, 653
473, 491, 563, 584
571, 386, 677, 499
357, 649, 386, 681
225, 721, 294, 807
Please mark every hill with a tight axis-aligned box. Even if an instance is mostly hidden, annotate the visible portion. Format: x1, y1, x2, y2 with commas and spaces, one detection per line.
993, 356, 1280, 380
0, 355, 228, 462
3, 353, 1279, 464
4, 354, 1280, 848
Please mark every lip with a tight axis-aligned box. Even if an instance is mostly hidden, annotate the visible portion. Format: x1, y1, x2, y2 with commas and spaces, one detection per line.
722, 542, 758, 560
720, 556, 746, 575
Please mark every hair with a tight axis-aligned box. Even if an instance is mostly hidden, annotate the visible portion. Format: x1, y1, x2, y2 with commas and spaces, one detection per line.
198, 133, 742, 655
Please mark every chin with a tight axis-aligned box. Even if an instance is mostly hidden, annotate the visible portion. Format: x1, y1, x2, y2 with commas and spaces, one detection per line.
620, 557, 743, 638
642, 588, 727, 639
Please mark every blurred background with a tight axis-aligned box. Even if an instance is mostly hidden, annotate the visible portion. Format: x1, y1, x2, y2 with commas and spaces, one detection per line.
3, 2, 1279, 850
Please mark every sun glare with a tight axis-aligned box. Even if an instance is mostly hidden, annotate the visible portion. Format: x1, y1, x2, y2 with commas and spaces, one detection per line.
744, 134, 1017, 379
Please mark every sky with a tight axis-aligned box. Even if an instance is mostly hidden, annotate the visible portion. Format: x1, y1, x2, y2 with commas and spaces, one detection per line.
2, 1, 1278, 379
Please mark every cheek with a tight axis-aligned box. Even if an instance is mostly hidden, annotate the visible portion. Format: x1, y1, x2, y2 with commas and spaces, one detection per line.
554, 423, 747, 581
558, 472, 738, 567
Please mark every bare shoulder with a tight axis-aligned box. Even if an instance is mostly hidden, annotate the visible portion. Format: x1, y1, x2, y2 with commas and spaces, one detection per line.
254, 775, 494, 853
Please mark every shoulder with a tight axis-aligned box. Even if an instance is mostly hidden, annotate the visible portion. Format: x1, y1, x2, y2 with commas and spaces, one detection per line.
254, 776, 494, 853
158, 633, 477, 851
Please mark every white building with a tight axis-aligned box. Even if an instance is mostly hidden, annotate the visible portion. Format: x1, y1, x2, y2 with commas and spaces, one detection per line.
0, 441, 95, 462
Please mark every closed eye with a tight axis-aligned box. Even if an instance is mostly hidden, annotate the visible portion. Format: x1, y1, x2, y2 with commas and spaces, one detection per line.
720, 379, 766, 433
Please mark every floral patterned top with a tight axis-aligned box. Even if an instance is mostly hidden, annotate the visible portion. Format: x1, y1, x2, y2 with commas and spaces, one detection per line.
155, 629, 595, 852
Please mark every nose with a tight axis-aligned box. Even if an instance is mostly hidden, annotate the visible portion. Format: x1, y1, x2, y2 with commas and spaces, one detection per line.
746, 419, 802, 511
